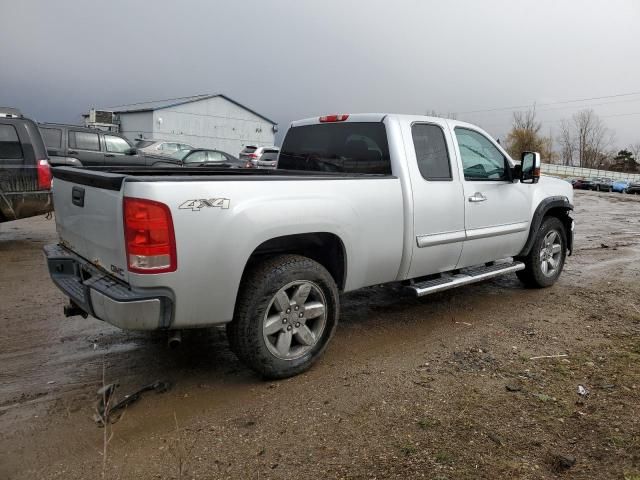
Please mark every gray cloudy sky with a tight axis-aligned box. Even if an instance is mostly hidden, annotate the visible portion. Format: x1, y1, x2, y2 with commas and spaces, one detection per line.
1, 0, 639, 147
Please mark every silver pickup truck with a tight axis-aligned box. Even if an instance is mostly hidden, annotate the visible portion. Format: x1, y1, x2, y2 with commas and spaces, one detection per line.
45, 113, 574, 378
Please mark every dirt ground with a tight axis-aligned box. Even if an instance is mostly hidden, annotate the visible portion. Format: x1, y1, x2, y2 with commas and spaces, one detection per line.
1, 190, 639, 479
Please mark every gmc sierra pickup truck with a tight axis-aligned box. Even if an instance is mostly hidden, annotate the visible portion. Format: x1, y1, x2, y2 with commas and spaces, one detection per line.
44, 113, 574, 379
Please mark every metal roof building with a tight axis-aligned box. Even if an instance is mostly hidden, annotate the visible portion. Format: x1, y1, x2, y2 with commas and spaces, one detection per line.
86, 94, 277, 155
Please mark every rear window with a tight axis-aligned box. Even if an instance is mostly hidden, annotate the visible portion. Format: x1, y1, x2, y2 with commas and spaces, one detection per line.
278, 122, 391, 174
0, 124, 23, 159
40, 127, 62, 149
260, 150, 279, 161
240, 146, 257, 154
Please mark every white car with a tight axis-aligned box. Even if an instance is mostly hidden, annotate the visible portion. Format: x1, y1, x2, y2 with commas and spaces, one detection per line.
239, 145, 280, 167
136, 140, 195, 157
45, 113, 574, 379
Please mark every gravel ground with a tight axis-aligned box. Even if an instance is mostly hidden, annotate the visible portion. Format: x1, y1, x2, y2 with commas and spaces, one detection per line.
1, 190, 639, 479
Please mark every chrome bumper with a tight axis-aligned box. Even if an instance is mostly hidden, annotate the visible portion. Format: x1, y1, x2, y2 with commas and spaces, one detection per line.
43, 244, 174, 330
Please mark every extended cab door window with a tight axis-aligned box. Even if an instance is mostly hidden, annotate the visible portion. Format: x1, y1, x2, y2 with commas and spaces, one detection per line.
455, 128, 508, 181
412, 124, 451, 181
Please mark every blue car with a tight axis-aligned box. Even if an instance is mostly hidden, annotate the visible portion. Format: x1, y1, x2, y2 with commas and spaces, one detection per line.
612, 179, 632, 193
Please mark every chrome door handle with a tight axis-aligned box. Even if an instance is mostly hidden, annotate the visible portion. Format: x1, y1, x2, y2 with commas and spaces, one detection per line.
468, 192, 487, 202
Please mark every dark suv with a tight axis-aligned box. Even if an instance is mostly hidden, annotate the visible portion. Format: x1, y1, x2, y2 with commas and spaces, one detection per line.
0, 108, 52, 224
591, 177, 613, 192
39, 123, 147, 167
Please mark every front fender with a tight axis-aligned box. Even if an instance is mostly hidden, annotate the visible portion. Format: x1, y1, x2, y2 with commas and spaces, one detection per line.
518, 196, 574, 256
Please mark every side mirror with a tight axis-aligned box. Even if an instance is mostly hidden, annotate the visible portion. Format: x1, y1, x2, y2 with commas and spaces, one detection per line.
125, 147, 137, 156
521, 151, 541, 184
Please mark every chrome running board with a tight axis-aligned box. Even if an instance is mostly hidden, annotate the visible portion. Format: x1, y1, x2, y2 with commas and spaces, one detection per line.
406, 260, 525, 297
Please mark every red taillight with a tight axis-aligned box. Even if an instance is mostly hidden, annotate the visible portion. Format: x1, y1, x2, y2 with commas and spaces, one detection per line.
247, 153, 258, 159
37, 159, 52, 190
319, 114, 349, 123
123, 197, 177, 274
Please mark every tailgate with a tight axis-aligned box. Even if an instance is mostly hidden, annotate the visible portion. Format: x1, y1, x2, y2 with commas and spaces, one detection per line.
52, 168, 129, 282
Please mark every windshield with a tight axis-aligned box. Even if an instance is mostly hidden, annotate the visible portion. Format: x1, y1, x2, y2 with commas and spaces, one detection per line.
170, 149, 191, 160
278, 123, 391, 174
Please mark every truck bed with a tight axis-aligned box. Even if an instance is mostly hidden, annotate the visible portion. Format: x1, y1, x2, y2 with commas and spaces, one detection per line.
52, 166, 393, 190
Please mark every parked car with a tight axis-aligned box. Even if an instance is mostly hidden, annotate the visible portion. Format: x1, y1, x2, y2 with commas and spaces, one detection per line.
627, 180, 640, 194
39, 123, 146, 167
239, 145, 280, 167
612, 179, 632, 193
170, 148, 248, 168
0, 108, 52, 223
135, 140, 194, 157
255, 148, 280, 169
44, 113, 574, 379
591, 177, 613, 192
572, 178, 593, 190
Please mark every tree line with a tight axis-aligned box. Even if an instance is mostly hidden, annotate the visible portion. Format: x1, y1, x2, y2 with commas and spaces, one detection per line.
504, 108, 640, 173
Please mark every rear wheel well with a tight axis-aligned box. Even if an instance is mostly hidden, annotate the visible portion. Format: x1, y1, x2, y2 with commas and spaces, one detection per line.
242, 233, 347, 290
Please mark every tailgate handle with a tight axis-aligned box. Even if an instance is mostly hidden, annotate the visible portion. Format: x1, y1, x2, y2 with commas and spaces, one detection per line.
72, 186, 85, 207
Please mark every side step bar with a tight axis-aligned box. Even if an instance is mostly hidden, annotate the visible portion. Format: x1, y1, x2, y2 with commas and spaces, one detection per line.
406, 261, 525, 297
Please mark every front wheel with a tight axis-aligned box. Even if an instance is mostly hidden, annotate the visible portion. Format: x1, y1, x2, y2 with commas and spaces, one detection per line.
227, 255, 339, 379
516, 217, 567, 288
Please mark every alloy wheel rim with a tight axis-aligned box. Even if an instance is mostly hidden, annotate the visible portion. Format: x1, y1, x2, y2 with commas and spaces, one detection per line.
539, 230, 562, 277
262, 280, 327, 360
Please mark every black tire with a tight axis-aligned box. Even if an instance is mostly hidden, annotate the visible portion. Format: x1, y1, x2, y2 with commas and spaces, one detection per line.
516, 217, 567, 288
227, 254, 339, 379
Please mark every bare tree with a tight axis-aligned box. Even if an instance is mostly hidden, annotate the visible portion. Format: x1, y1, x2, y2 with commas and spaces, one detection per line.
629, 143, 640, 163
505, 107, 553, 161
558, 120, 575, 166
572, 109, 613, 168
425, 109, 457, 120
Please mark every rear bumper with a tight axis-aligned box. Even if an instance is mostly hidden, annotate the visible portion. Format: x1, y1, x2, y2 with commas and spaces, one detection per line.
256, 161, 277, 169
44, 244, 174, 330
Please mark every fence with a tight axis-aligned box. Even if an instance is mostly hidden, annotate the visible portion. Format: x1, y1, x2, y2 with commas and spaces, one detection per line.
541, 163, 640, 181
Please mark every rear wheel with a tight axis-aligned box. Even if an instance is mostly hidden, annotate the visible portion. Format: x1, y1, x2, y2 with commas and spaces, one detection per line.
517, 217, 567, 288
227, 255, 339, 379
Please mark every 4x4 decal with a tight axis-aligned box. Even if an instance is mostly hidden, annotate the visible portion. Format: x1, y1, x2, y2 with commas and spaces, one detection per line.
179, 198, 231, 211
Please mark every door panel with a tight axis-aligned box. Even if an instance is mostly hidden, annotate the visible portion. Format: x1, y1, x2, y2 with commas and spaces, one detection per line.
68, 130, 104, 166
452, 127, 530, 267
405, 121, 465, 278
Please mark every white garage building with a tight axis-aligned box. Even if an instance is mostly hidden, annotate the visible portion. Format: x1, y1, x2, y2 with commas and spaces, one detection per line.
87, 94, 277, 155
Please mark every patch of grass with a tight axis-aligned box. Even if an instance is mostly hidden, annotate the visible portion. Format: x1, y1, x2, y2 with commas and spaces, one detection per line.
535, 393, 554, 402
417, 418, 439, 430
435, 451, 454, 465
609, 436, 627, 448
624, 472, 640, 480
399, 444, 417, 456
